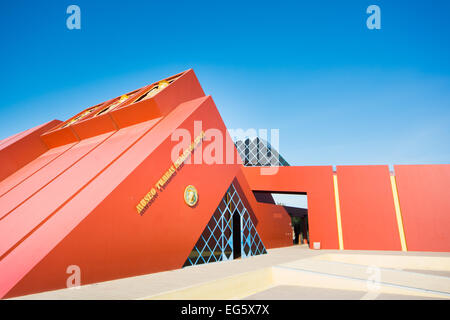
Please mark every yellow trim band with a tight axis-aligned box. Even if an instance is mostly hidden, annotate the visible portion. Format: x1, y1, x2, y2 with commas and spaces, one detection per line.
390, 175, 408, 251
333, 174, 344, 250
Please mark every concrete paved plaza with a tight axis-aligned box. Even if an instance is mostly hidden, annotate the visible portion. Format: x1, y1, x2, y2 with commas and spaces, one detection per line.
11, 245, 450, 300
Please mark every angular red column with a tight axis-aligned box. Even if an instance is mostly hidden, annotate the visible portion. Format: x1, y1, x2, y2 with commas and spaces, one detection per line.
336, 165, 401, 251
395, 164, 450, 252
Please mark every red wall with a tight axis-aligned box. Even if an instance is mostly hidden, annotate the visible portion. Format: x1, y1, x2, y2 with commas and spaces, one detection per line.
0, 133, 114, 221
336, 165, 401, 250
242, 166, 339, 249
0, 120, 61, 182
395, 165, 450, 252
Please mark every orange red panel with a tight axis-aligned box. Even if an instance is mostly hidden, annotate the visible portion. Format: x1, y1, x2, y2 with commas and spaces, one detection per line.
0, 143, 76, 197
394, 165, 450, 252
0, 120, 60, 181
336, 165, 401, 251
242, 166, 339, 249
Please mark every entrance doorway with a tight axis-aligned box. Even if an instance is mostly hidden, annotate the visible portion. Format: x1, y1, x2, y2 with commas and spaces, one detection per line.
270, 193, 309, 245
253, 191, 309, 246
294, 216, 309, 245
232, 211, 242, 259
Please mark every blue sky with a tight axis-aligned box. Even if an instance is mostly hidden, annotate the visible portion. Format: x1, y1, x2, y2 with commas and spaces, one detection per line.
1, 0, 449, 169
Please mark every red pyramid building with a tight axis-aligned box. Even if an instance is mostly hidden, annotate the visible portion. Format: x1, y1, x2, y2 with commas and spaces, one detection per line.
0, 70, 292, 298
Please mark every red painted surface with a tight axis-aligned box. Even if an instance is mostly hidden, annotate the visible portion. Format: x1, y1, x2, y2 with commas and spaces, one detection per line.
0, 133, 114, 220
0, 143, 76, 197
336, 166, 401, 251
242, 166, 339, 250
0, 120, 61, 181
394, 165, 450, 252
254, 202, 293, 249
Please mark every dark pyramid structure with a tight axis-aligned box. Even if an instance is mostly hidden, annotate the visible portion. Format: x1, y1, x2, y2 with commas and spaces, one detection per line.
235, 137, 290, 167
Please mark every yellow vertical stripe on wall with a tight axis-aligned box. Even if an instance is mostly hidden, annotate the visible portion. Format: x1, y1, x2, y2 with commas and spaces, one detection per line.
333, 174, 344, 250
390, 175, 408, 251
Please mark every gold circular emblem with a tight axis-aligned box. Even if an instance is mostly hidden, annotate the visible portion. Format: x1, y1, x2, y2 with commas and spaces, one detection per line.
184, 185, 198, 207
